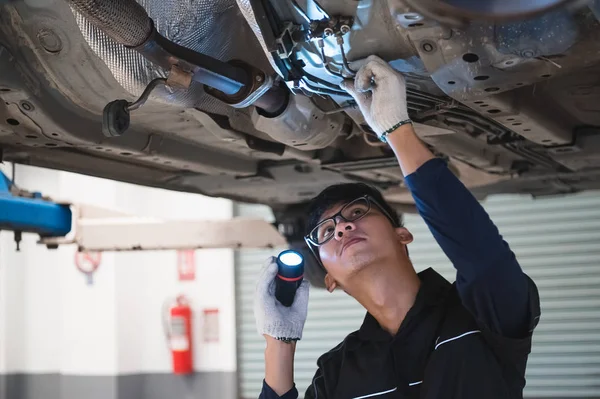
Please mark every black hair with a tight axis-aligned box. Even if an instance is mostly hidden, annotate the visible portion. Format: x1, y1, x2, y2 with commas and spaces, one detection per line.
303, 183, 403, 288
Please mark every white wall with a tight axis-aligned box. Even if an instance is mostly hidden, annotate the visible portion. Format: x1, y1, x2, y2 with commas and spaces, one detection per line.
0, 163, 236, 376
113, 248, 236, 374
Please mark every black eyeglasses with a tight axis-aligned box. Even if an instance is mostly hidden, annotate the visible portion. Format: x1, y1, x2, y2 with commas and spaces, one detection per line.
304, 195, 396, 247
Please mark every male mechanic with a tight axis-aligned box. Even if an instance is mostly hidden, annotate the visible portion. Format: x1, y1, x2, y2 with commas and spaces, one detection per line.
254, 55, 541, 399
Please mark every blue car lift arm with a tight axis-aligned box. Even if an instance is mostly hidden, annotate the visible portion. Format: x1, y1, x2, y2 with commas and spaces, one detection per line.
0, 170, 285, 253
0, 171, 72, 250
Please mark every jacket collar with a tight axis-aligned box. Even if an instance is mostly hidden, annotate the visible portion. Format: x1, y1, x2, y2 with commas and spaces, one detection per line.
358, 268, 452, 342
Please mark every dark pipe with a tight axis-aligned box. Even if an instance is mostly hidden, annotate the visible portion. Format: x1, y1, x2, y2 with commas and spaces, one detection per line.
302, 79, 352, 97
127, 78, 167, 111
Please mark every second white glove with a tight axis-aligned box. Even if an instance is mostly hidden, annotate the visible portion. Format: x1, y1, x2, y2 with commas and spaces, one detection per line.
341, 55, 410, 137
254, 257, 310, 341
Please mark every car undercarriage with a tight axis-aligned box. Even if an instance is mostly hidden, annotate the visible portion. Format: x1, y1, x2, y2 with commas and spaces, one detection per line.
2, 0, 600, 240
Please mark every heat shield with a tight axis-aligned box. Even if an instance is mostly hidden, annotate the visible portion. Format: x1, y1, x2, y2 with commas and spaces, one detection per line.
72, 0, 274, 112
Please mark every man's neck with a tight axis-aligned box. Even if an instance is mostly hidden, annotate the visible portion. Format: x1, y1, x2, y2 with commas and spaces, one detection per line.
348, 260, 421, 336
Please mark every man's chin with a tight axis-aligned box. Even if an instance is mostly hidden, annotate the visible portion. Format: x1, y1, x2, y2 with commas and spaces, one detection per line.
344, 250, 379, 273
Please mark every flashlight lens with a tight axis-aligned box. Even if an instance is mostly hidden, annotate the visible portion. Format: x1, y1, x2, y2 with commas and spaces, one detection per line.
279, 251, 303, 267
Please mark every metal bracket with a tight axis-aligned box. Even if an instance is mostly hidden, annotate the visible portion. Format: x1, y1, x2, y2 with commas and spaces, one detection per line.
40, 204, 287, 252
204, 61, 282, 110
0, 171, 72, 249
275, 22, 301, 59
308, 15, 354, 39
231, 74, 274, 109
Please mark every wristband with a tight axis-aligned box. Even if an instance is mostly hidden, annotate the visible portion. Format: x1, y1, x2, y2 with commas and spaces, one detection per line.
380, 119, 413, 143
276, 337, 298, 344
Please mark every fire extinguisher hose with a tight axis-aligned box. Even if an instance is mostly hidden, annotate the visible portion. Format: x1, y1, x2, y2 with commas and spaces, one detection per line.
162, 298, 173, 349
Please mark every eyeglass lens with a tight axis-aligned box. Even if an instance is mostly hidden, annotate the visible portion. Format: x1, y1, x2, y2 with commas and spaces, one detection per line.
311, 197, 370, 244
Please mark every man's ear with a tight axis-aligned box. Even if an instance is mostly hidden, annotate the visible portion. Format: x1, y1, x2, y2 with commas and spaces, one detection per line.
395, 227, 414, 245
324, 273, 338, 293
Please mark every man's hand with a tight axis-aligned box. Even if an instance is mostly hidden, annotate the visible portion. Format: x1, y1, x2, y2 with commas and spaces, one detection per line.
254, 256, 309, 341
341, 55, 410, 137
342, 55, 432, 176
255, 257, 309, 397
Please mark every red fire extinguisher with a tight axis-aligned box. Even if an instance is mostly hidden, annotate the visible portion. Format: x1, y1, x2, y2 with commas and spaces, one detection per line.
163, 295, 193, 374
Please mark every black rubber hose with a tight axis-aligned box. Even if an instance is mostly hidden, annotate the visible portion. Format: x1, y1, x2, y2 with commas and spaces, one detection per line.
66, 0, 152, 47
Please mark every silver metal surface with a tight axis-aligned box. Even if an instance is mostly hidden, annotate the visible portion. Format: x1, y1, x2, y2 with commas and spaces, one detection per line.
251, 94, 345, 150
396, 10, 600, 148
404, 0, 588, 25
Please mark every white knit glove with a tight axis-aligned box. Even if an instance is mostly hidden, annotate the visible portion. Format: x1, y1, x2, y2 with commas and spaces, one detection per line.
341, 55, 410, 137
254, 257, 310, 341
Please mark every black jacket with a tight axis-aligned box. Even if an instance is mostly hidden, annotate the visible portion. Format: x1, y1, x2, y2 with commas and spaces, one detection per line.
262, 268, 540, 399
305, 269, 540, 399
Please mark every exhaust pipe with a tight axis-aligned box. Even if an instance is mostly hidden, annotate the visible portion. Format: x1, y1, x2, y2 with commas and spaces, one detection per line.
66, 0, 287, 114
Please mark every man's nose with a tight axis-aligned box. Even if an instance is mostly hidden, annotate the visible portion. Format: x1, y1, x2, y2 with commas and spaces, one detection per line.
334, 218, 356, 241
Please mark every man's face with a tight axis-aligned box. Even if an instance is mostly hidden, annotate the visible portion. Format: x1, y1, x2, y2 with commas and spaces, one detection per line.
316, 199, 413, 289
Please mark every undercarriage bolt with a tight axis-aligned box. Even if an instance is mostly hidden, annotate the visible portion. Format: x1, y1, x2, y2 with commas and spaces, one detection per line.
522, 49, 536, 58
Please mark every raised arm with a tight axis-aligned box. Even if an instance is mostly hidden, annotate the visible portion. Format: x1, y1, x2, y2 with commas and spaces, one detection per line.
342, 56, 540, 338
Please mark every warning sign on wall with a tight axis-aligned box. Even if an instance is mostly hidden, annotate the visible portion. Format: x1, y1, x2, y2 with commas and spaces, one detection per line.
203, 308, 220, 343
74, 251, 102, 285
177, 250, 196, 281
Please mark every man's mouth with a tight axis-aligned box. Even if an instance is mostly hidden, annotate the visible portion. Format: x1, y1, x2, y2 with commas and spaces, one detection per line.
341, 237, 365, 254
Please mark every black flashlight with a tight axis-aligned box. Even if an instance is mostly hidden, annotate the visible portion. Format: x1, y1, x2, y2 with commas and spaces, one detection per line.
275, 250, 305, 307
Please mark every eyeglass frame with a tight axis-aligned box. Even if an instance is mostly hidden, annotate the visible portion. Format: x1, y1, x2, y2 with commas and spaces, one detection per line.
303, 195, 398, 249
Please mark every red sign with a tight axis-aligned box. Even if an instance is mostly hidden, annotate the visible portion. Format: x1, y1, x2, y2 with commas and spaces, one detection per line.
74, 251, 102, 272
74, 251, 102, 285
177, 250, 196, 281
